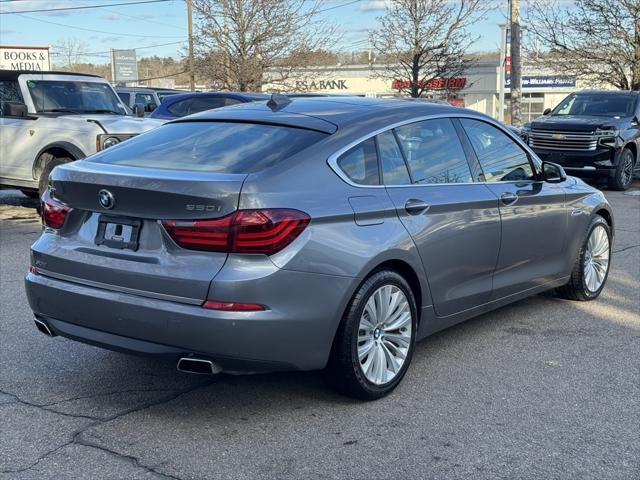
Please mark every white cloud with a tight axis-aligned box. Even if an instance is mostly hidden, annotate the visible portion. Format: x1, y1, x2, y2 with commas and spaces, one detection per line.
360, 0, 391, 12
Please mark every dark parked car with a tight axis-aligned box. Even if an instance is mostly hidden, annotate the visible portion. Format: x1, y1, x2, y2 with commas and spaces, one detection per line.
522, 90, 640, 190
149, 91, 269, 120
26, 97, 613, 399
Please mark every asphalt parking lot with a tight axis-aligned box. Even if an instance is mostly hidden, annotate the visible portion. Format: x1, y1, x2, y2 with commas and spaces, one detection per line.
0, 184, 638, 480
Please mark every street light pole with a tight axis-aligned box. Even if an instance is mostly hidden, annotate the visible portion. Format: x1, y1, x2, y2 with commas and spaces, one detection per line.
510, 0, 522, 126
187, 0, 195, 91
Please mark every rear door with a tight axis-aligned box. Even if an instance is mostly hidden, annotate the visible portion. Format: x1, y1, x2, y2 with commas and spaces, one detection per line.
0, 77, 35, 182
382, 118, 501, 317
458, 118, 568, 299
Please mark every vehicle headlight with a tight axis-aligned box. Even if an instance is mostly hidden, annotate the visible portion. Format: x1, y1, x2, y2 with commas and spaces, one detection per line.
97, 134, 137, 151
594, 128, 620, 147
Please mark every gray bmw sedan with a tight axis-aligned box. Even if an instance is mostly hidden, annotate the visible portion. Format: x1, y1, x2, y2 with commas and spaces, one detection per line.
25, 97, 614, 399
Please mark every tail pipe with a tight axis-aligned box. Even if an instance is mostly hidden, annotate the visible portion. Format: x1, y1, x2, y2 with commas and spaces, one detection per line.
176, 357, 222, 375
34, 317, 56, 337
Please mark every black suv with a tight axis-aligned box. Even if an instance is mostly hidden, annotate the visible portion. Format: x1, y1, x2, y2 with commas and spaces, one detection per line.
522, 90, 639, 190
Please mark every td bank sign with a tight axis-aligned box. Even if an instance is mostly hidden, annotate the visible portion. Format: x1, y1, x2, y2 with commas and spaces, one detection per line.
296, 79, 348, 91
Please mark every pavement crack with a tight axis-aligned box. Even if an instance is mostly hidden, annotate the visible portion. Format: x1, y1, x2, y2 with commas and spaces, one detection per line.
613, 244, 639, 254
0, 380, 213, 476
75, 438, 183, 480
0, 389, 101, 421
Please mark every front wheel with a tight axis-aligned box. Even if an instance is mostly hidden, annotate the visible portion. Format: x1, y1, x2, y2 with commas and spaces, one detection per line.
557, 215, 611, 301
608, 148, 635, 191
325, 270, 417, 400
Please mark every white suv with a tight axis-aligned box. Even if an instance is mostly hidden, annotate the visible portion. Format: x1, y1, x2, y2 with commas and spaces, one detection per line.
0, 70, 164, 196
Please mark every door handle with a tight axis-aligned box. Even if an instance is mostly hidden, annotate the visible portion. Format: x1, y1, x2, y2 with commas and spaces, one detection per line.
500, 192, 518, 206
405, 198, 430, 215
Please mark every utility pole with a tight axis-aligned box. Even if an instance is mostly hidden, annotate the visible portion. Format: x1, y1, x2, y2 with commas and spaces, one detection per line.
510, 0, 522, 126
186, 0, 195, 91
368, 31, 372, 68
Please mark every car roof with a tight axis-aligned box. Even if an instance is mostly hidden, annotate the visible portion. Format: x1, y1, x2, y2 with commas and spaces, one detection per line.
0, 70, 101, 81
573, 90, 640, 96
115, 86, 156, 92
175, 96, 469, 134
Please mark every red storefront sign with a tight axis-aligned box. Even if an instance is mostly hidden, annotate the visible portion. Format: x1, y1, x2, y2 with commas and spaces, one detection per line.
391, 77, 467, 90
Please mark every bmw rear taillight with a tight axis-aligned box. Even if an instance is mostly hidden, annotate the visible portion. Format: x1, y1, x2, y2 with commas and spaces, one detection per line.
41, 190, 70, 229
162, 209, 310, 255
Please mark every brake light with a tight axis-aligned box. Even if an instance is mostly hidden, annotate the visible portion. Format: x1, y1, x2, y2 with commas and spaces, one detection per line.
41, 190, 70, 229
162, 209, 310, 255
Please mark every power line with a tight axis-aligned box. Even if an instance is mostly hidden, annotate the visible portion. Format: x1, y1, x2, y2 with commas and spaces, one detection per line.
14, 13, 186, 38
0, 0, 174, 15
77, 0, 186, 31
317, 0, 362, 14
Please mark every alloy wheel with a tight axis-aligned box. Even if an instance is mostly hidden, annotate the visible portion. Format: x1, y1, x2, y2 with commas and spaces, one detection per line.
583, 225, 610, 293
621, 155, 634, 187
357, 285, 412, 385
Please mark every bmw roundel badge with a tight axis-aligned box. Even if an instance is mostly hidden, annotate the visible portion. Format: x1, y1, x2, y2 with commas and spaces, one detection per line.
98, 189, 115, 209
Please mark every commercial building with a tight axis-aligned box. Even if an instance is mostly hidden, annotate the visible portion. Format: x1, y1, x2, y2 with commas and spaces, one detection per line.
267, 59, 611, 122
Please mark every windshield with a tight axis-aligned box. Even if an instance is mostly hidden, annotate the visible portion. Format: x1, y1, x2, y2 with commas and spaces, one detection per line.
552, 93, 637, 118
26, 80, 127, 115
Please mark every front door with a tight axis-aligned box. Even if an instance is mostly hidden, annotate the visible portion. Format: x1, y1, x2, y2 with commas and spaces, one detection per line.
0, 78, 34, 182
458, 118, 568, 299
380, 119, 501, 317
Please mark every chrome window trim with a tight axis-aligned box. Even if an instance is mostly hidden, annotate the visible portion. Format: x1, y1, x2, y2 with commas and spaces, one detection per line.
327, 112, 542, 189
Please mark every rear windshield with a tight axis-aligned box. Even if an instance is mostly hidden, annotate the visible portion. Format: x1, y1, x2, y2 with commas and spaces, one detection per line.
89, 121, 328, 173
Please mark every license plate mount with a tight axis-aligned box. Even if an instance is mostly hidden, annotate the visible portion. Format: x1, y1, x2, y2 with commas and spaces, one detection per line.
95, 215, 142, 251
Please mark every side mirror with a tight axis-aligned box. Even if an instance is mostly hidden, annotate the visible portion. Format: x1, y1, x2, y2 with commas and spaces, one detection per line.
543, 108, 552, 116
542, 161, 567, 183
133, 103, 145, 117
632, 115, 640, 126
1, 101, 28, 117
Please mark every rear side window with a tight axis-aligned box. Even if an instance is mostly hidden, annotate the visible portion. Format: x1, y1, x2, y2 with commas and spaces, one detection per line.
90, 122, 328, 173
1, 80, 24, 102
395, 118, 472, 184
167, 98, 191, 117
188, 96, 227, 114
336, 138, 379, 185
117, 92, 130, 105
460, 119, 534, 182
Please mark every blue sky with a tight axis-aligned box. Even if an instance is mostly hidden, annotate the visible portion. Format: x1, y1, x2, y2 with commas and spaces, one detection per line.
0, 0, 509, 65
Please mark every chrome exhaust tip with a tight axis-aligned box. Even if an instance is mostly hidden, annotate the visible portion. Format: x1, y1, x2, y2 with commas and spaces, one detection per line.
34, 318, 55, 337
177, 357, 222, 375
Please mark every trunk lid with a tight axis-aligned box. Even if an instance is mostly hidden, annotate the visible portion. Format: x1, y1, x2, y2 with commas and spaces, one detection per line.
33, 160, 246, 304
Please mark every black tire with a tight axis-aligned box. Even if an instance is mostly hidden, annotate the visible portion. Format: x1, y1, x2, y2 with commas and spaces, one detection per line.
557, 215, 611, 301
325, 270, 418, 400
37, 155, 71, 197
608, 148, 635, 191
20, 189, 40, 199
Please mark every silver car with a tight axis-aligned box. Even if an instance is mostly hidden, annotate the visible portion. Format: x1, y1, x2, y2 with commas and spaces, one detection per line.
25, 97, 614, 399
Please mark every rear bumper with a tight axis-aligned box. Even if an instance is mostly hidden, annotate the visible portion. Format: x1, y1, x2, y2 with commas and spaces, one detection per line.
25, 267, 356, 372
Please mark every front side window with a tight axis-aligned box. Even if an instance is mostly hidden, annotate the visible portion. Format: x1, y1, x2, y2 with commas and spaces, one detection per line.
90, 122, 328, 173
376, 130, 411, 185
336, 138, 379, 185
460, 118, 534, 182
27, 80, 126, 114
135, 93, 157, 112
395, 118, 472, 184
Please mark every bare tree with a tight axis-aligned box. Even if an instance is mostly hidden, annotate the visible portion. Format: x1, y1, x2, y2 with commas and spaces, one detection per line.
525, 0, 640, 90
55, 38, 88, 67
372, 0, 493, 98
192, 0, 336, 91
